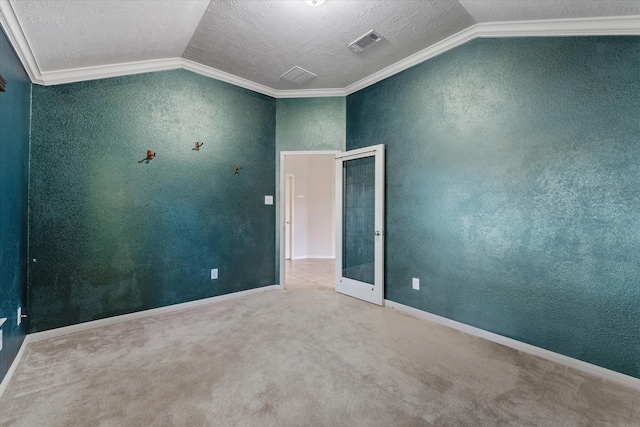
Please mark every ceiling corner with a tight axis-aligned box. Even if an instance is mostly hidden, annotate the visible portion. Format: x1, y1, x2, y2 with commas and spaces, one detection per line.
0, 0, 44, 83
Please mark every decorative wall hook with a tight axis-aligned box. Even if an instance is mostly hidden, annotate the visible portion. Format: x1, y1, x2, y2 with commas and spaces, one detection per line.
234, 165, 241, 174
139, 150, 156, 163
192, 141, 204, 151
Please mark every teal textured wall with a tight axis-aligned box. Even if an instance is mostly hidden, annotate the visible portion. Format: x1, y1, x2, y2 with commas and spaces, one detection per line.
275, 97, 345, 280
0, 28, 30, 383
347, 37, 640, 378
29, 69, 276, 332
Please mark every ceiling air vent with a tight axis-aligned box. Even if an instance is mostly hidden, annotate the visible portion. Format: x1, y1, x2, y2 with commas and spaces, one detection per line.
347, 30, 382, 54
280, 66, 317, 85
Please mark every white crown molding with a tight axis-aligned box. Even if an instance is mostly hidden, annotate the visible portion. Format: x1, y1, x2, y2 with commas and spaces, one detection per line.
0, 0, 44, 84
1, 10, 638, 97
477, 14, 640, 37
385, 300, 640, 392
344, 25, 478, 95
344, 15, 640, 95
181, 58, 279, 97
40, 58, 183, 86
272, 88, 347, 98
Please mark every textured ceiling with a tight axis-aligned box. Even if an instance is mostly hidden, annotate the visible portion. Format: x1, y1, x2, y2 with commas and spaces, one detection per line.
184, 0, 475, 90
6, 0, 640, 90
12, 0, 210, 71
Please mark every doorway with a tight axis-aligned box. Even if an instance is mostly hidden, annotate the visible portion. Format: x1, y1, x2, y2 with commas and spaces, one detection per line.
279, 151, 340, 289
279, 146, 385, 307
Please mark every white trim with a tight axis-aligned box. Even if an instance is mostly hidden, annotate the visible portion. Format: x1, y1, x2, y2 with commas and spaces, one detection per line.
285, 174, 295, 261
0, 286, 278, 398
271, 88, 346, 98
1, 10, 636, 96
39, 58, 183, 86
0, 335, 29, 399
29, 286, 277, 343
385, 300, 640, 391
335, 145, 379, 160
0, 318, 6, 327
476, 14, 640, 37
279, 150, 342, 288
344, 25, 477, 95
181, 58, 278, 98
344, 15, 640, 95
300, 256, 336, 260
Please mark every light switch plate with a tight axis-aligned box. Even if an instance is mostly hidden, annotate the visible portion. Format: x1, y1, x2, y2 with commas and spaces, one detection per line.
211, 268, 218, 280
17, 307, 21, 326
265, 195, 273, 205
412, 278, 420, 290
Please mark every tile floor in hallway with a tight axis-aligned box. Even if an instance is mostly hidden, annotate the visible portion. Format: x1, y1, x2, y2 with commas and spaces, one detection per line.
285, 258, 335, 289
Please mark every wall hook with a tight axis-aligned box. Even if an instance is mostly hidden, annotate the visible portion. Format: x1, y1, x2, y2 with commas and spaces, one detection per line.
139, 150, 156, 163
234, 165, 241, 174
193, 141, 204, 151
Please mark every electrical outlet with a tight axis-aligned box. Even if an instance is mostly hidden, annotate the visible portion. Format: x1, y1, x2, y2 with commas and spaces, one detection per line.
17, 307, 21, 326
211, 268, 218, 280
412, 277, 420, 290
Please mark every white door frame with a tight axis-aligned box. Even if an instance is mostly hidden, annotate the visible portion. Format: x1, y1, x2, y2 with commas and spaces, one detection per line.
279, 150, 341, 289
285, 174, 295, 260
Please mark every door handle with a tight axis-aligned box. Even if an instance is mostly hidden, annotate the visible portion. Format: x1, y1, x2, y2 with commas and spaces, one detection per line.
375, 230, 382, 236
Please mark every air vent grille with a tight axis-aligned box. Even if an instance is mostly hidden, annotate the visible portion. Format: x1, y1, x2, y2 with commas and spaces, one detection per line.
347, 30, 383, 54
280, 66, 317, 85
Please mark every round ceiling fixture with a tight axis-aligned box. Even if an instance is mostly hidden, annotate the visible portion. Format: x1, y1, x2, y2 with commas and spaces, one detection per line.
304, 0, 326, 6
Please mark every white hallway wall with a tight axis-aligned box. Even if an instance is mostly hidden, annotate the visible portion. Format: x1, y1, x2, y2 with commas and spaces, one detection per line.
284, 154, 335, 259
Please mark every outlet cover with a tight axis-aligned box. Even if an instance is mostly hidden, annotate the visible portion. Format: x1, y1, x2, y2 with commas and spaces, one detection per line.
17, 307, 21, 326
412, 278, 420, 290
211, 268, 219, 280
265, 195, 273, 205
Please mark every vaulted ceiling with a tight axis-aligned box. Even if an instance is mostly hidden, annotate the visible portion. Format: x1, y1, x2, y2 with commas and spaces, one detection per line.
1, 0, 639, 97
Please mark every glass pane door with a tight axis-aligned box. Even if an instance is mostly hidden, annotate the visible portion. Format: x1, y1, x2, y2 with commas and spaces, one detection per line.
342, 156, 375, 284
335, 144, 384, 306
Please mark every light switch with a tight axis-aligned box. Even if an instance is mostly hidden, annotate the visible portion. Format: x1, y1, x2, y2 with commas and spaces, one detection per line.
265, 195, 273, 205
412, 278, 420, 290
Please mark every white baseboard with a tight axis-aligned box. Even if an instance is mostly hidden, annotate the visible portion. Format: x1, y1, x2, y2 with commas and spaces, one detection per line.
29, 285, 278, 343
0, 335, 29, 399
291, 256, 336, 260
385, 300, 640, 391
0, 286, 278, 398
0, 284, 259, 399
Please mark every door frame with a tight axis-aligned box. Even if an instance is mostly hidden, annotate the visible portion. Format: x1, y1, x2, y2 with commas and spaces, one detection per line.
285, 174, 295, 260
279, 150, 341, 289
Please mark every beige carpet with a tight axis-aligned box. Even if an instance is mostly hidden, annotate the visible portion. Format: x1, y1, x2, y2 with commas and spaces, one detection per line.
1, 259, 639, 426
